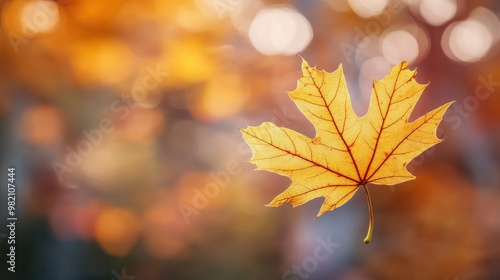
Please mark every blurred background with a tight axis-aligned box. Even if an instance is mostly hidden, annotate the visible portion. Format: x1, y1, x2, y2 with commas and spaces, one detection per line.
0, 0, 499, 279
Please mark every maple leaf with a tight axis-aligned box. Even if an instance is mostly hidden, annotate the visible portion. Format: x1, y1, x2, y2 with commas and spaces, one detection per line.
241, 58, 453, 243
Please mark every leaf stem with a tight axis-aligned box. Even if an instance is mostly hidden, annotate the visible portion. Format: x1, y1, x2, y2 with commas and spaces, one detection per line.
362, 184, 374, 244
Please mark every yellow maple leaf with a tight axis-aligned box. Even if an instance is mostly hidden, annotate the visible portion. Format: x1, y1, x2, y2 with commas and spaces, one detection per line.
241, 58, 453, 243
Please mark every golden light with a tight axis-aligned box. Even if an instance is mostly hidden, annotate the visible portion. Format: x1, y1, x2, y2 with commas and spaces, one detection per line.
443, 19, 493, 63
68, 0, 124, 26
70, 38, 135, 85
165, 38, 217, 84
20, 0, 60, 36
80, 140, 160, 192
419, 0, 457, 26
188, 73, 248, 121
1, 0, 25, 36
94, 208, 140, 257
248, 6, 313, 56
80, 147, 119, 189
347, 0, 389, 18
175, 5, 211, 32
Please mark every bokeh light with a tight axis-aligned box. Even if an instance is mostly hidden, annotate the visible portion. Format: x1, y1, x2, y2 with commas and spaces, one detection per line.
229, 0, 264, 33
347, 0, 389, 18
359, 56, 392, 104
419, 0, 457, 26
3, 1, 500, 279
20, 0, 60, 36
381, 30, 419, 64
95, 207, 140, 257
166, 38, 218, 84
325, 0, 351, 13
21, 105, 63, 146
188, 73, 248, 121
248, 6, 313, 55
70, 38, 135, 85
143, 201, 192, 258
379, 24, 430, 65
115, 108, 166, 141
49, 195, 102, 240
469, 7, 500, 43
443, 19, 493, 63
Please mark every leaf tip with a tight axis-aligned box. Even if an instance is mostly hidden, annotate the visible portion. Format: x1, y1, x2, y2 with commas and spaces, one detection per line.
240, 127, 250, 136
337, 63, 344, 74
300, 57, 311, 70
438, 101, 456, 123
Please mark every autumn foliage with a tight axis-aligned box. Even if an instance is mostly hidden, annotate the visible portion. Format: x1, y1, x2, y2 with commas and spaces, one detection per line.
242, 58, 453, 243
